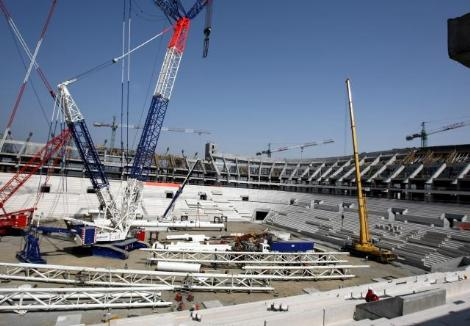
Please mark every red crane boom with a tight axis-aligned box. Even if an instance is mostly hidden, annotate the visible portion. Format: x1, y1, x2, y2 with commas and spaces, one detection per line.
0, 129, 71, 232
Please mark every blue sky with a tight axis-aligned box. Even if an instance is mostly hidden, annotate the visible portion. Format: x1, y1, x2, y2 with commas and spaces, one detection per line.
1, 0, 469, 159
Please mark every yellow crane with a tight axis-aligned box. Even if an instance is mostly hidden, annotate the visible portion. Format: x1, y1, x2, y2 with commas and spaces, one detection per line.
344, 78, 396, 263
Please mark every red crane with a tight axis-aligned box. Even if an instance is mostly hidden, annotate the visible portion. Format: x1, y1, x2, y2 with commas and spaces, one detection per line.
0, 129, 71, 234
0, 0, 57, 146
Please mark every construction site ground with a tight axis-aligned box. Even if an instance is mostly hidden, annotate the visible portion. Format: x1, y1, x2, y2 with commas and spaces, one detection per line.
0, 221, 422, 326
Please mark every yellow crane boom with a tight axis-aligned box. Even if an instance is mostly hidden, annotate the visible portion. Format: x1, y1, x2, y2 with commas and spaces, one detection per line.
345, 78, 396, 263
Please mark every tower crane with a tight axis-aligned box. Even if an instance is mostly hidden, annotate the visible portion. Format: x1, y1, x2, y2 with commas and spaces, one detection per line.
406, 120, 470, 148
93, 116, 211, 151
256, 139, 334, 158
343, 79, 396, 263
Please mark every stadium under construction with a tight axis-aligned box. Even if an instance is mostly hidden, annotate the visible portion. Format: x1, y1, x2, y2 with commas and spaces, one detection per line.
1, 1, 470, 325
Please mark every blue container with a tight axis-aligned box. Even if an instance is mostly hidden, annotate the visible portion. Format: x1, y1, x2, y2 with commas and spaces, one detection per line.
270, 240, 314, 252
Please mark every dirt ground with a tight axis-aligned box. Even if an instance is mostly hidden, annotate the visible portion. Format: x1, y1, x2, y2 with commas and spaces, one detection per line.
0, 221, 422, 326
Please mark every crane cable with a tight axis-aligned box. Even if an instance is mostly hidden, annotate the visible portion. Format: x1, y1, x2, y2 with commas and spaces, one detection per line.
64, 26, 170, 85
126, 0, 132, 172
7, 27, 49, 125
120, 0, 126, 174
130, 28, 165, 150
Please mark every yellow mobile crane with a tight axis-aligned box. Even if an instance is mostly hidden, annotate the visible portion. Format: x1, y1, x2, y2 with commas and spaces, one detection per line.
344, 79, 396, 263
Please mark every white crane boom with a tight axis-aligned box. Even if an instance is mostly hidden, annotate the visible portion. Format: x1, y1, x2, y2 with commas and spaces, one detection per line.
93, 117, 211, 150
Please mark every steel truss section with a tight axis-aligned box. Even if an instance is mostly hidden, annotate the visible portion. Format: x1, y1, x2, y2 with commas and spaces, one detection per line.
0, 128, 70, 208
242, 264, 369, 280
0, 263, 273, 292
0, 286, 171, 313
143, 248, 350, 266
57, 85, 119, 220
130, 95, 169, 179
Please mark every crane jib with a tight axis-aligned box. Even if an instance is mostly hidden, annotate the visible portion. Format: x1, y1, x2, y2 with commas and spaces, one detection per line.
131, 95, 169, 180
132, 17, 190, 181
68, 120, 109, 190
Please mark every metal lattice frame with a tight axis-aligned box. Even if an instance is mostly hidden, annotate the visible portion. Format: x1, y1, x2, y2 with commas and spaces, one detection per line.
131, 17, 190, 182
0, 286, 171, 312
130, 95, 169, 179
143, 249, 351, 266
242, 264, 369, 280
0, 263, 273, 292
0, 128, 70, 208
57, 85, 119, 221
123, 18, 191, 234
154, 48, 183, 99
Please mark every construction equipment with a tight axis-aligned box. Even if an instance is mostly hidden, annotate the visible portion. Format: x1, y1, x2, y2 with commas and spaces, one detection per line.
406, 120, 470, 148
0, 262, 274, 292
233, 231, 270, 252
0, 0, 57, 149
93, 116, 211, 151
0, 286, 171, 312
120, 0, 214, 233
343, 79, 396, 263
0, 129, 71, 234
56, 83, 126, 243
145, 248, 349, 266
256, 139, 334, 158
16, 233, 46, 264
202, 0, 213, 58
51, 0, 215, 244
130, 0, 211, 181
162, 160, 200, 219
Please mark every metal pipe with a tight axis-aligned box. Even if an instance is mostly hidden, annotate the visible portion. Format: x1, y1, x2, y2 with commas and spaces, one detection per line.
156, 261, 201, 272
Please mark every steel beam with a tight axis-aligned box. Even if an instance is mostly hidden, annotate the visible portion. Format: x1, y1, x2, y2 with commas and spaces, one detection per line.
0, 286, 171, 313
143, 248, 350, 266
242, 264, 369, 280
0, 263, 273, 292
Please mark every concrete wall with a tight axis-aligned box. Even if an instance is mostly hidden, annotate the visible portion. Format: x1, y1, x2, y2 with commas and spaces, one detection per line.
400, 288, 446, 315
355, 288, 446, 321
355, 297, 403, 320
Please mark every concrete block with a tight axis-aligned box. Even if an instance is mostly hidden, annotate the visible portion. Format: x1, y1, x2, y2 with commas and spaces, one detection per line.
400, 288, 446, 315
354, 288, 446, 321
355, 297, 402, 320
